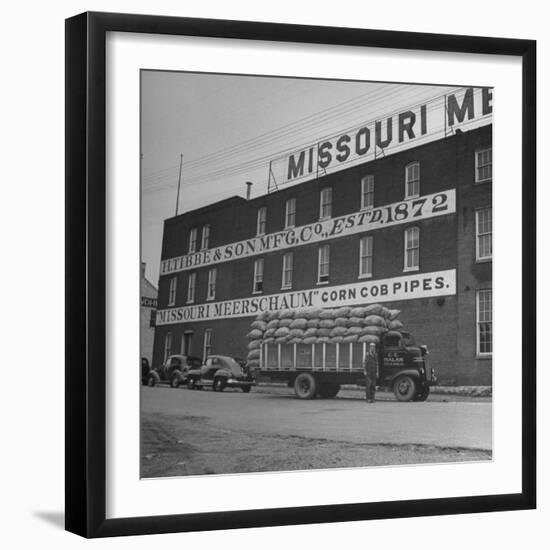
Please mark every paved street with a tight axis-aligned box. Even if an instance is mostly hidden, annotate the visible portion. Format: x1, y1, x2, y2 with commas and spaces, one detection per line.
141, 385, 491, 477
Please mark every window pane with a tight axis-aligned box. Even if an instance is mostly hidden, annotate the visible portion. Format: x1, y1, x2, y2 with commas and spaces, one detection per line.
477, 290, 493, 354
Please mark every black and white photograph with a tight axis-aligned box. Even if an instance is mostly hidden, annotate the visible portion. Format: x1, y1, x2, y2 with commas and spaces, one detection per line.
140, 72, 493, 478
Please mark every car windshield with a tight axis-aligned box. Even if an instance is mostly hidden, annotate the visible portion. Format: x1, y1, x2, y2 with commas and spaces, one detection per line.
221, 357, 244, 375
401, 332, 416, 346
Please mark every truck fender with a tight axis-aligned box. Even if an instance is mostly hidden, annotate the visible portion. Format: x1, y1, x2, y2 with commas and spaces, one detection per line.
148, 370, 161, 383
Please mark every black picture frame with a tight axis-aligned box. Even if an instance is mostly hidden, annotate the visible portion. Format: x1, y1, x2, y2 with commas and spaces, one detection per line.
65, 11, 536, 538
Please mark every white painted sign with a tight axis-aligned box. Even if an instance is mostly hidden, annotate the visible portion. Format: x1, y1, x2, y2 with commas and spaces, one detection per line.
155, 269, 456, 325
270, 87, 492, 186
161, 189, 456, 275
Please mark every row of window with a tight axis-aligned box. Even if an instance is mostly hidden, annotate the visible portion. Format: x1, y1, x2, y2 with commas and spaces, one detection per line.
182, 149, 492, 252
162, 288, 492, 360
170, 208, 492, 304
167, 207, 492, 305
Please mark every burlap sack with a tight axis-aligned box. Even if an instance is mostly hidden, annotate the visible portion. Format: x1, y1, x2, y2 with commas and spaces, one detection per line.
302, 307, 323, 319
361, 326, 386, 336
275, 336, 289, 344
266, 310, 279, 321
364, 304, 383, 316
306, 319, 320, 328
348, 326, 362, 335
248, 340, 262, 350
247, 349, 261, 360
262, 337, 275, 344
303, 336, 317, 345
343, 334, 359, 343
319, 309, 335, 320
319, 319, 336, 329
288, 337, 302, 344
350, 306, 367, 317
330, 326, 348, 337
246, 359, 260, 368
358, 334, 380, 344
317, 336, 331, 344
387, 309, 401, 321
278, 309, 294, 320
388, 320, 404, 330
279, 318, 293, 327
246, 329, 263, 340
333, 306, 351, 317
304, 327, 318, 338
250, 320, 267, 331
264, 328, 276, 338
348, 316, 363, 327
266, 319, 280, 329
289, 328, 305, 338
330, 336, 344, 343
317, 328, 331, 337
364, 315, 386, 327
257, 311, 271, 321
274, 326, 290, 337
289, 318, 308, 329
334, 317, 348, 327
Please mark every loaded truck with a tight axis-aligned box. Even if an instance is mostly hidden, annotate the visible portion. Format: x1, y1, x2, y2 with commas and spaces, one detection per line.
245, 304, 436, 402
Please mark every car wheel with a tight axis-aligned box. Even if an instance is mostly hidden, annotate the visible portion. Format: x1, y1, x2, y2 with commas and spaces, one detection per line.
294, 373, 318, 399
241, 386, 251, 393
146, 374, 156, 387
213, 377, 226, 392
393, 375, 417, 402
170, 374, 181, 389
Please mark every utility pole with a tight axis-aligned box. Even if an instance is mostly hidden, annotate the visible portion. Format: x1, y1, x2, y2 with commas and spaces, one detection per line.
175, 153, 183, 216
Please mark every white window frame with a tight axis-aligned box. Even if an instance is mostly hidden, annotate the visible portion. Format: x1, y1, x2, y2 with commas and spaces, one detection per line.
319, 187, 332, 220
475, 207, 492, 261
404, 227, 420, 272
168, 276, 177, 306
163, 332, 172, 361
284, 198, 296, 229
405, 162, 420, 199
281, 252, 293, 289
186, 272, 196, 304
253, 258, 264, 294
317, 245, 330, 284
360, 175, 374, 210
475, 147, 492, 183
359, 236, 373, 278
256, 207, 267, 236
206, 268, 216, 301
201, 224, 210, 250
476, 289, 493, 356
203, 329, 213, 361
188, 228, 198, 254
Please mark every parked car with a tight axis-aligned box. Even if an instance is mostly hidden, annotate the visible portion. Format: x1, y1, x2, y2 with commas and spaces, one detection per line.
146, 354, 203, 388
186, 355, 256, 392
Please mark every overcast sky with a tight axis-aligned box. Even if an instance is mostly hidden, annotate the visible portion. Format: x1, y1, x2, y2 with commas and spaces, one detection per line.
141, 72, 459, 284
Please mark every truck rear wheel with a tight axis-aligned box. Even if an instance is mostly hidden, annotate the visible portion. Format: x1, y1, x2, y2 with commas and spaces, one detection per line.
318, 383, 340, 398
294, 373, 318, 399
393, 375, 417, 402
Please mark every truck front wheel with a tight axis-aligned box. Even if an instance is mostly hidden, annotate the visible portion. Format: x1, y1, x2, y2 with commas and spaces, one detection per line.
294, 373, 318, 399
393, 375, 417, 402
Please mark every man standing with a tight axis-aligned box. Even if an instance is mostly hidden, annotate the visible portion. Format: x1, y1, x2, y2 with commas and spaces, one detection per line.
363, 342, 378, 403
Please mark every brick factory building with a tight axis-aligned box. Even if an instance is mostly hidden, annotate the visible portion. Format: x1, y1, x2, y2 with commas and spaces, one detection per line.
152, 118, 492, 385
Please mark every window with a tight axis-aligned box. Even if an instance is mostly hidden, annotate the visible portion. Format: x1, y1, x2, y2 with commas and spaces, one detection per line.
256, 207, 267, 236
320, 187, 332, 219
476, 289, 493, 355
163, 332, 172, 361
318, 245, 330, 283
361, 175, 374, 210
207, 268, 216, 300
187, 272, 196, 303
181, 332, 193, 355
149, 309, 156, 328
168, 276, 177, 306
476, 207, 492, 261
359, 236, 373, 278
404, 227, 420, 271
475, 148, 492, 183
201, 224, 210, 249
284, 198, 296, 228
188, 228, 198, 253
282, 252, 293, 289
203, 329, 213, 361
253, 259, 264, 293
405, 162, 420, 199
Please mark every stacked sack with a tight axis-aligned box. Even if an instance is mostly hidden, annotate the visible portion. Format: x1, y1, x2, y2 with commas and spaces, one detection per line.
246, 304, 404, 368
